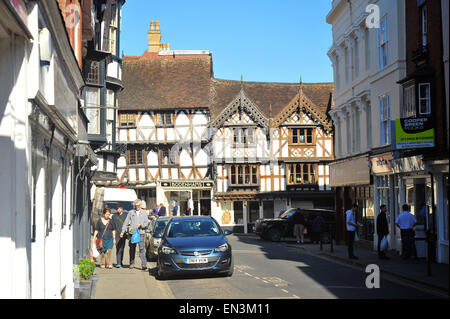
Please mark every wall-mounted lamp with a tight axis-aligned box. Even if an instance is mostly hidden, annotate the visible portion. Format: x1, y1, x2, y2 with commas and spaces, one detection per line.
39, 28, 51, 66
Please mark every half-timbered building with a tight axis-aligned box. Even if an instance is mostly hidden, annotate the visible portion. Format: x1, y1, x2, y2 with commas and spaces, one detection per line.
210, 79, 334, 232
116, 22, 335, 233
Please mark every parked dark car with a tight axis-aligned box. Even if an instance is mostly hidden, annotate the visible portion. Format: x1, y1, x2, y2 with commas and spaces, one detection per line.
254, 208, 336, 242
156, 216, 233, 280
145, 216, 171, 261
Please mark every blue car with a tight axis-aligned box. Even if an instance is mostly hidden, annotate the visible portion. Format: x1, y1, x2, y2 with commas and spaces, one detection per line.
156, 216, 233, 279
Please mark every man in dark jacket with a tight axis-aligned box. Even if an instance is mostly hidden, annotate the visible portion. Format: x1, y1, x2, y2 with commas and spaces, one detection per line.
377, 205, 390, 260
293, 210, 306, 244
158, 203, 166, 217
113, 204, 128, 268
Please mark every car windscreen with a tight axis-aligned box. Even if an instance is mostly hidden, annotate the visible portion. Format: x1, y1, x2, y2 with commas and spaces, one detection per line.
105, 201, 134, 212
166, 220, 221, 238
279, 208, 297, 219
153, 220, 169, 238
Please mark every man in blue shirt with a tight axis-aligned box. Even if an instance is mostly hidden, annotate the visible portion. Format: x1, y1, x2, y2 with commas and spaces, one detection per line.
395, 204, 418, 260
346, 204, 359, 260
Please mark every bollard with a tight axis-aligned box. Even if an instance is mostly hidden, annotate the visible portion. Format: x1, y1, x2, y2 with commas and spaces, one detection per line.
320, 230, 323, 251
330, 227, 334, 253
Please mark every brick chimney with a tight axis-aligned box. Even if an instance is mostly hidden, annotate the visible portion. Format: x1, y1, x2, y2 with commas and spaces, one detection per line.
147, 21, 170, 53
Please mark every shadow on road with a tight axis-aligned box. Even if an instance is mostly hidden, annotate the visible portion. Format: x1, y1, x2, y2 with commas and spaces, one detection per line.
232, 234, 440, 299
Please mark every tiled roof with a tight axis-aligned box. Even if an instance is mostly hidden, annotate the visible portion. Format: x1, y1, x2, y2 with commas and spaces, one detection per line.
118, 55, 213, 111
118, 54, 334, 123
210, 79, 333, 122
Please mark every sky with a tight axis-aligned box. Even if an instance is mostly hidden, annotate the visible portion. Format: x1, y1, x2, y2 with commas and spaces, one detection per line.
121, 0, 333, 84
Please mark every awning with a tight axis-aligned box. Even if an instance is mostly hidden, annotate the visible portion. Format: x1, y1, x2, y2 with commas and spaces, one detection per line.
329, 155, 371, 187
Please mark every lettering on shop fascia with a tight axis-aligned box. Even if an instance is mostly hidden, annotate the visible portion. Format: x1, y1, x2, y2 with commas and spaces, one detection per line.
160, 181, 214, 188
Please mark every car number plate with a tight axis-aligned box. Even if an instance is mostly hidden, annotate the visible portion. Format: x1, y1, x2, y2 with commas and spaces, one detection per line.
185, 257, 208, 264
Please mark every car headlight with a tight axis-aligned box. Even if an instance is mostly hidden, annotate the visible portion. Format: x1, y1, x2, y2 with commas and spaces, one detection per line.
161, 246, 176, 255
214, 243, 229, 252
153, 238, 162, 246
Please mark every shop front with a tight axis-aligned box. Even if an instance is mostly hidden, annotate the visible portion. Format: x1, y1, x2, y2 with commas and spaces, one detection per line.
213, 193, 259, 234
370, 152, 400, 251
148, 180, 214, 216
390, 155, 444, 260
329, 155, 372, 244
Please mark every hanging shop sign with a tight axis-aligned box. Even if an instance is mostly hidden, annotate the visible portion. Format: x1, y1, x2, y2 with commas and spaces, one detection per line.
329, 156, 371, 187
160, 181, 214, 188
391, 155, 425, 174
370, 153, 394, 175
395, 117, 435, 149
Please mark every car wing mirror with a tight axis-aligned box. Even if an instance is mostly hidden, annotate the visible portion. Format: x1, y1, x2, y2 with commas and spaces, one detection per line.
224, 230, 232, 236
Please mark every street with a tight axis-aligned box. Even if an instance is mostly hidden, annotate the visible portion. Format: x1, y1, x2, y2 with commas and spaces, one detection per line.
96, 234, 444, 299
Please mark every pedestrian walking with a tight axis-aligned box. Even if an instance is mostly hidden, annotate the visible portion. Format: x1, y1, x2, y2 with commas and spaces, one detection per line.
120, 199, 150, 270
112, 204, 128, 268
396, 204, 418, 260
293, 210, 306, 244
153, 204, 159, 216
159, 203, 167, 216
376, 204, 390, 260
312, 213, 325, 244
171, 200, 178, 216
346, 204, 359, 260
93, 208, 116, 269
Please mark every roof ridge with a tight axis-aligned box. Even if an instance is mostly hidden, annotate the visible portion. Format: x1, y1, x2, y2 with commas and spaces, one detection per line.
212, 78, 333, 86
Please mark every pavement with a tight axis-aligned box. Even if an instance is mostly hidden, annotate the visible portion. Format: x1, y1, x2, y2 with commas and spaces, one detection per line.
91, 234, 449, 299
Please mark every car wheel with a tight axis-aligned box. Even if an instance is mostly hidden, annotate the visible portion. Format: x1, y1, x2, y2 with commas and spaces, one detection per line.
268, 228, 281, 242
227, 259, 234, 277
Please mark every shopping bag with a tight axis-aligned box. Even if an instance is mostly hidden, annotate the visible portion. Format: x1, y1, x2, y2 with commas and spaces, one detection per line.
92, 243, 100, 258
380, 235, 388, 251
131, 228, 140, 244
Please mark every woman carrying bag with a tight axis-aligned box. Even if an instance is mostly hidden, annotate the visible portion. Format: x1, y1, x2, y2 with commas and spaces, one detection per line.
377, 205, 390, 260
92, 208, 116, 269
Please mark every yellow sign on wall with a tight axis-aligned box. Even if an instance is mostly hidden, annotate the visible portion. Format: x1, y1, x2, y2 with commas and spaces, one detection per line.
395, 118, 435, 149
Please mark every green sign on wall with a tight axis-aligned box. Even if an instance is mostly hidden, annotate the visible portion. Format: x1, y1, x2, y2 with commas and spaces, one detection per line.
395, 117, 435, 149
